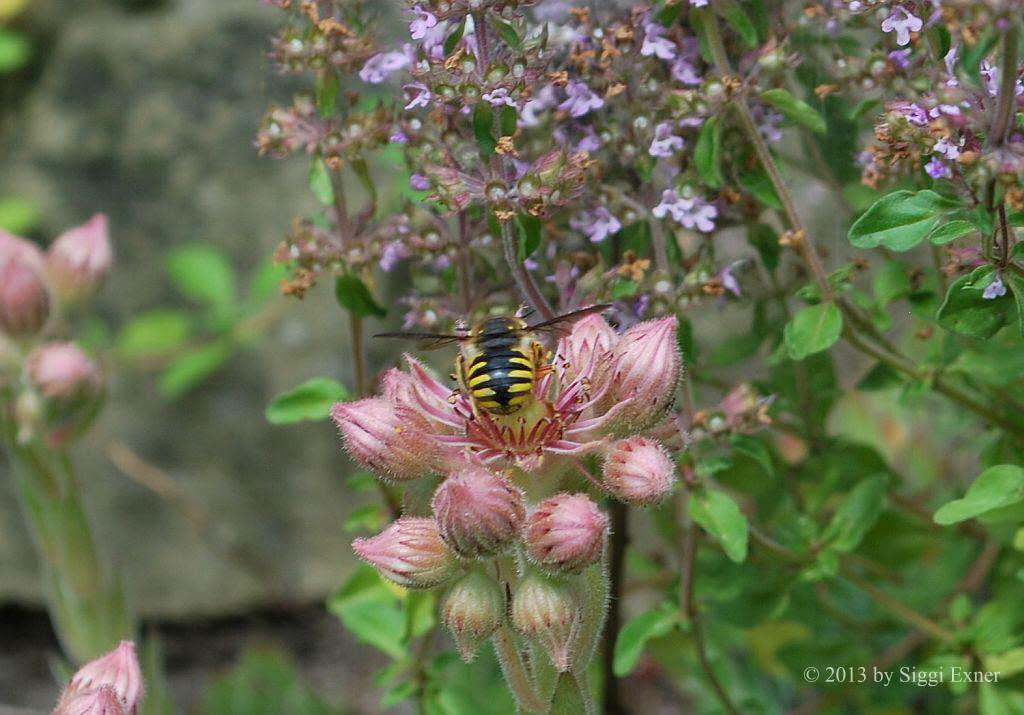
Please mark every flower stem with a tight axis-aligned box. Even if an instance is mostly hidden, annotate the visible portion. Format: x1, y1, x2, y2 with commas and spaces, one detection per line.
680, 518, 741, 715
499, 218, 556, 321
601, 502, 627, 715
457, 211, 473, 314
493, 625, 548, 713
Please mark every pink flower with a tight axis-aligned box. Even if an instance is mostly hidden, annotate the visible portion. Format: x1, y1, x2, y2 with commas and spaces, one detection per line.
409, 6, 438, 40
0, 244, 50, 338
554, 313, 617, 387
881, 6, 922, 47
602, 437, 676, 505
570, 206, 622, 243
482, 87, 518, 109
352, 517, 458, 589
27, 341, 103, 401
46, 213, 113, 304
332, 398, 451, 481
524, 493, 608, 572
599, 316, 681, 432
432, 466, 526, 557
55, 641, 145, 715
403, 82, 432, 110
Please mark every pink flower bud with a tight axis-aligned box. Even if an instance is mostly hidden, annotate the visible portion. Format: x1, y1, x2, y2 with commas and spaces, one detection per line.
602, 437, 676, 505
56, 641, 145, 715
332, 398, 445, 481
601, 316, 680, 432
442, 570, 505, 662
556, 313, 617, 386
46, 213, 113, 304
0, 229, 45, 269
0, 249, 50, 337
432, 466, 526, 557
511, 572, 576, 671
525, 493, 608, 573
352, 517, 459, 589
25, 342, 104, 445
55, 686, 124, 715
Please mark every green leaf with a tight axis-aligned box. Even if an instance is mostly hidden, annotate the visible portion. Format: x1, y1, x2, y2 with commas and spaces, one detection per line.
265, 377, 351, 425
928, 219, 976, 245
472, 103, 497, 155
0, 28, 31, 73
759, 88, 827, 134
612, 602, 678, 677
117, 310, 193, 360
694, 116, 724, 189
0, 196, 39, 234
159, 341, 234, 398
738, 166, 783, 210
248, 259, 287, 303
309, 157, 334, 205
856, 362, 902, 391
783, 302, 843, 360
730, 434, 774, 478
443, 16, 466, 56
934, 465, 1024, 525
873, 261, 912, 306
612, 278, 639, 299
166, 244, 236, 309
201, 646, 334, 715
491, 18, 522, 50
328, 566, 407, 659
936, 268, 1010, 340
848, 190, 958, 251
334, 274, 387, 318
343, 504, 385, 533
689, 490, 749, 563
747, 222, 780, 271
718, 0, 758, 47
516, 213, 542, 261
848, 98, 881, 121
1006, 273, 1024, 337
821, 474, 889, 552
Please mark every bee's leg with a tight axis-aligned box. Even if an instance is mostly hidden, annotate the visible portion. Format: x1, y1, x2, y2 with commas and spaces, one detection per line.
532, 341, 554, 380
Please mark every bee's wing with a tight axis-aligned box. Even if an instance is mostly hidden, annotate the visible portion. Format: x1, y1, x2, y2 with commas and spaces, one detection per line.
373, 331, 465, 351
529, 303, 613, 336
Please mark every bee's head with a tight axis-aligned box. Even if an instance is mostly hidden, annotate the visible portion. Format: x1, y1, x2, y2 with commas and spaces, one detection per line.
476, 315, 526, 337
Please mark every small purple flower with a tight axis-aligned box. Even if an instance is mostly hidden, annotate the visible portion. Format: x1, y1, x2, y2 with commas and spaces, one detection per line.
933, 137, 960, 160
558, 81, 604, 118
881, 6, 923, 47
944, 46, 959, 86
410, 174, 431, 191
482, 87, 518, 109
434, 254, 452, 270
649, 122, 684, 158
641, 22, 677, 61
719, 263, 742, 298
570, 207, 622, 243
671, 57, 702, 85
359, 51, 410, 84
980, 61, 1024, 98
983, 274, 1007, 300
524, 258, 540, 271
403, 82, 432, 110
689, 0, 708, 6
380, 241, 410, 272
390, 131, 409, 144
576, 127, 602, 154
925, 158, 952, 179
903, 102, 929, 126
888, 49, 911, 69
652, 190, 717, 232
409, 6, 438, 41
759, 110, 783, 143
521, 85, 556, 127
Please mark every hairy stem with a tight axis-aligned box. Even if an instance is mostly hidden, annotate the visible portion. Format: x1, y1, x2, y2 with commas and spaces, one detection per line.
494, 625, 547, 713
680, 519, 741, 715
601, 502, 627, 715
989, 21, 1020, 147
499, 219, 556, 320
457, 211, 473, 314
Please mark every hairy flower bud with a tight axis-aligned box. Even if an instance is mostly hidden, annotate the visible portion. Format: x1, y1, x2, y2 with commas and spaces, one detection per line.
352, 517, 458, 589
602, 437, 676, 505
432, 467, 526, 557
0, 248, 50, 337
525, 493, 608, 573
332, 398, 445, 481
556, 313, 617, 386
442, 570, 505, 661
55, 641, 145, 715
511, 572, 576, 671
25, 342, 104, 445
46, 213, 113, 304
601, 316, 680, 432
55, 687, 124, 715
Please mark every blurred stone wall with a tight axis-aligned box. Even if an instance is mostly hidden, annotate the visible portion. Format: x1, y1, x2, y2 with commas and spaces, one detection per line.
0, 0, 377, 617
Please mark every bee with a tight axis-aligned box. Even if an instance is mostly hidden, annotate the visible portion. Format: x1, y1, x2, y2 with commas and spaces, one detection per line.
375, 304, 610, 416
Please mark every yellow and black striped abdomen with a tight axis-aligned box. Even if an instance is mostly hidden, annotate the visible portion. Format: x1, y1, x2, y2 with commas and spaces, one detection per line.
465, 347, 535, 415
